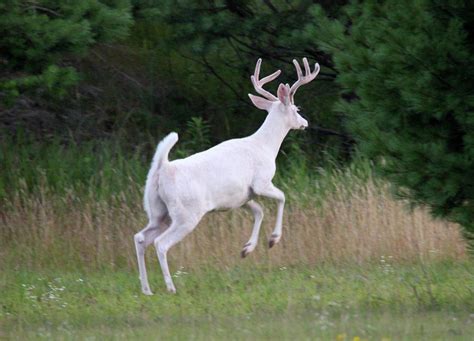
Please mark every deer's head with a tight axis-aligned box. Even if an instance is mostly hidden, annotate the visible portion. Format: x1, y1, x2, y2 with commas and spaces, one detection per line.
248, 58, 319, 131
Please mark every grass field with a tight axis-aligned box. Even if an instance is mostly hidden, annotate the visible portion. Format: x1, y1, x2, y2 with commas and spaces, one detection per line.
1, 141, 473, 339
2, 262, 474, 340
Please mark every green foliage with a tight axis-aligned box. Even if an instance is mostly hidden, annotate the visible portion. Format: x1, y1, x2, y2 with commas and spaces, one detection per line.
0, 135, 147, 201
182, 116, 211, 154
1, 65, 80, 105
1, 0, 351, 163
135, 0, 350, 161
0, 0, 132, 101
313, 0, 474, 233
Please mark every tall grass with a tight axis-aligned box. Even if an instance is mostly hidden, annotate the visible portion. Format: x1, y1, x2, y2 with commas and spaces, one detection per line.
0, 135, 148, 201
0, 140, 467, 272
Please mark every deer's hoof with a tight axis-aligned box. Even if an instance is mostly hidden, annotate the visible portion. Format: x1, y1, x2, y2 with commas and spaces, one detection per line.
241, 242, 253, 258
268, 234, 280, 248
142, 288, 153, 296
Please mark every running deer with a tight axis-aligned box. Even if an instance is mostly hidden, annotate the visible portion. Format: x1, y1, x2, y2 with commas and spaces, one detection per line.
134, 58, 320, 294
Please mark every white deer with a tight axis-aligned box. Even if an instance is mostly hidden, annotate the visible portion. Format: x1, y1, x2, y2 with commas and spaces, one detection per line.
134, 57, 320, 294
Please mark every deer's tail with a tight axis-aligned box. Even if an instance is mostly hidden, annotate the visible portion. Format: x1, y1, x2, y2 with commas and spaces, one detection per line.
143, 132, 178, 215
149, 132, 178, 173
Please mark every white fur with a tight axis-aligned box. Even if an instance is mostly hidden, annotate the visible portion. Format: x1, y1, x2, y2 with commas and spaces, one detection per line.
134, 58, 319, 294
143, 132, 178, 219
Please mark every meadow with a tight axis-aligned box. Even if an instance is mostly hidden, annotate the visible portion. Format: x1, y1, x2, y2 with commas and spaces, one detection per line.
1, 141, 473, 339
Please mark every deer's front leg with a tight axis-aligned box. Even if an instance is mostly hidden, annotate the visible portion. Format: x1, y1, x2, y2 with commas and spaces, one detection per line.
241, 200, 264, 258
253, 183, 285, 248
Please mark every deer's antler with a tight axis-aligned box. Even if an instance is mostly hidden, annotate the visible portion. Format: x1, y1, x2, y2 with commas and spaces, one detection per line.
290, 58, 320, 103
251, 58, 281, 101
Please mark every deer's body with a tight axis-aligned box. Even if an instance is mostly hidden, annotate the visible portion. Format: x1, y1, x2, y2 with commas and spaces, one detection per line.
134, 58, 319, 294
162, 137, 265, 211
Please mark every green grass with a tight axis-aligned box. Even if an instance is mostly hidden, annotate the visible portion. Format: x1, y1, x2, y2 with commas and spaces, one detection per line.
2, 262, 473, 339
0, 136, 148, 201
0, 136, 362, 204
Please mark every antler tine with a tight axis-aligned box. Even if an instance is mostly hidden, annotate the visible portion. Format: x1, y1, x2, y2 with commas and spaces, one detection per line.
290, 57, 320, 103
251, 58, 280, 101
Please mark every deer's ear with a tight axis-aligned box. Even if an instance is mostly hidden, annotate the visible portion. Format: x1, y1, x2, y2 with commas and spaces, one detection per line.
277, 83, 290, 106
249, 94, 273, 111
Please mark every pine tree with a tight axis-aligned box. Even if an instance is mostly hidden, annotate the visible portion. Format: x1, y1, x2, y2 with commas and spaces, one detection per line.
313, 0, 474, 235
0, 0, 132, 102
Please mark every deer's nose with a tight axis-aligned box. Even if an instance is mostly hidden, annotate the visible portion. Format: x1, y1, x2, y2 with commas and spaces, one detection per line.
300, 113, 309, 130
300, 113, 309, 124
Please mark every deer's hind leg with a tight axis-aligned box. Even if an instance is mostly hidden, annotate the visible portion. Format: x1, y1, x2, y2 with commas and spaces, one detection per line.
153, 205, 204, 293
134, 200, 169, 295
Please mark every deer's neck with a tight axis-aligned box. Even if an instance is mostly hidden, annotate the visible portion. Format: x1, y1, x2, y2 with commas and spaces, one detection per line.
252, 113, 290, 159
